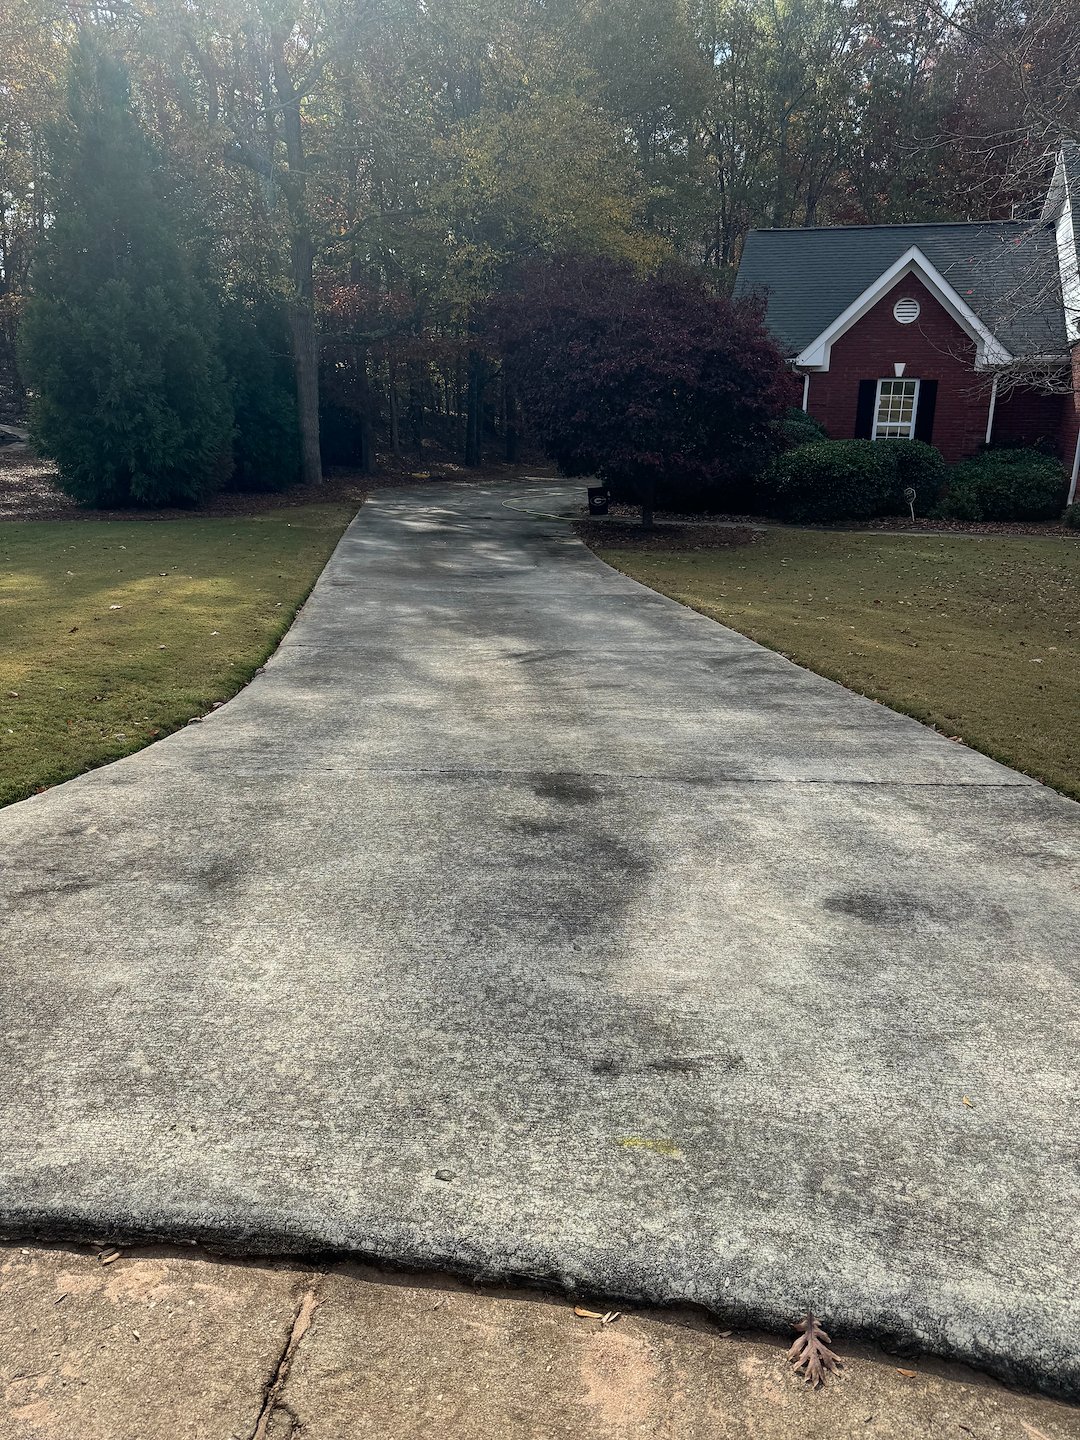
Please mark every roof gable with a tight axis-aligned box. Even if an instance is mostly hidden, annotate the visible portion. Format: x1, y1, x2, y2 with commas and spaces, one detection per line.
734, 221, 1066, 360
1042, 144, 1080, 345
794, 245, 1012, 371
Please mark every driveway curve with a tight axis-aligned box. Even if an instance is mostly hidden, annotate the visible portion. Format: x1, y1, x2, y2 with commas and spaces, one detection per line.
2, 483, 1078, 1397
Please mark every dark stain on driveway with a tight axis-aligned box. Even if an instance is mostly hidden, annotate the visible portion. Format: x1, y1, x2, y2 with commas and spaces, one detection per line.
531, 773, 602, 805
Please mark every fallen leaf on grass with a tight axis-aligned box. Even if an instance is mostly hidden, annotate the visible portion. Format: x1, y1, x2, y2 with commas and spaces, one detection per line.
99, 1248, 122, 1265
788, 1312, 842, 1388
574, 1306, 605, 1320
962, 1096, 975, 1109
895, 1368, 918, 1378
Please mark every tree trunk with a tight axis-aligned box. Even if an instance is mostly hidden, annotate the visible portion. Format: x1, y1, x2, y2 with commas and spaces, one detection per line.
272, 28, 322, 486
503, 376, 519, 463
641, 479, 656, 530
288, 269, 322, 487
455, 353, 465, 452
465, 348, 484, 466
388, 360, 401, 457
407, 361, 424, 457
355, 347, 374, 475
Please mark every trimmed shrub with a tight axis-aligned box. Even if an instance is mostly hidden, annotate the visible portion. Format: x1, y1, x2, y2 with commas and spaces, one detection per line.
1064, 503, 1080, 529
491, 256, 797, 521
875, 439, 947, 512
935, 447, 1068, 522
763, 439, 899, 523
779, 406, 828, 449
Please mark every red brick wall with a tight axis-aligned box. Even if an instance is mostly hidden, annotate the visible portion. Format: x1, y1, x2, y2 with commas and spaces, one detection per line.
991, 385, 1064, 450
802, 274, 992, 462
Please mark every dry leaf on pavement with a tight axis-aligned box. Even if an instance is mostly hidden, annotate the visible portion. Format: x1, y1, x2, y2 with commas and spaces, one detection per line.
788, 1312, 842, 1388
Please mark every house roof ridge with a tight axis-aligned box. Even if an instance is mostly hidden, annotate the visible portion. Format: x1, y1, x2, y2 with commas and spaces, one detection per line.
747, 220, 1041, 234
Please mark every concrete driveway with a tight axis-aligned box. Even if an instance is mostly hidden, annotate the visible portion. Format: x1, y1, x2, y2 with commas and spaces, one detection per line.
1, 483, 1078, 1398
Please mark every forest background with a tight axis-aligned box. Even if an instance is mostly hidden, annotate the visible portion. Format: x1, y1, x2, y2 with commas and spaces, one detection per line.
1, 0, 1076, 481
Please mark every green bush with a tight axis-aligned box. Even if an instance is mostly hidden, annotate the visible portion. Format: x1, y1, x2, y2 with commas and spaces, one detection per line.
763, 439, 899, 522
1062, 502, 1080, 529
19, 42, 232, 508
779, 406, 828, 449
935, 448, 1068, 522
875, 439, 947, 511
220, 303, 301, 492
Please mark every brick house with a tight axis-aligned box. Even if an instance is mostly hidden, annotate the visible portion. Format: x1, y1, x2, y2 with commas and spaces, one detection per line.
734, 144, 1080, 504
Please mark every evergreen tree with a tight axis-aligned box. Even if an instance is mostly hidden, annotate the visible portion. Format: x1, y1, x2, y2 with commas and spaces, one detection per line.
19, 39, 232, 507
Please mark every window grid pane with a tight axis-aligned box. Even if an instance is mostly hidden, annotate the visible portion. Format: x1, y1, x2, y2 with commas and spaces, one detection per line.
874, 379, 918, 440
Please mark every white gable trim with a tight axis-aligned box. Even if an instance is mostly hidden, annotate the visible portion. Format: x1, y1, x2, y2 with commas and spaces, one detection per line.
1046, 150, 1080, 345
794, 246, 1013, 372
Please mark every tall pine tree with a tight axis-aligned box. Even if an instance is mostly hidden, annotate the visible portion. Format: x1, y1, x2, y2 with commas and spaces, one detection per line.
20, 39, 232, 507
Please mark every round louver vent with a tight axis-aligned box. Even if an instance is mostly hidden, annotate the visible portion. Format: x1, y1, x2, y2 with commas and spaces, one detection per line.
893, 296, 921, 324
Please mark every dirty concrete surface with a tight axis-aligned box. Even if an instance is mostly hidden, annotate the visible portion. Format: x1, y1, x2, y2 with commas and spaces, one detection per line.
0, 483, 1078, 1398
1, 1242, 1078, 1439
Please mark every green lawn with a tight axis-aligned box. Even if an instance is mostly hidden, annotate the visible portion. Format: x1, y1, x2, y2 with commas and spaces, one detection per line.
0, 505, 356, 807
596, 529, 1080, 798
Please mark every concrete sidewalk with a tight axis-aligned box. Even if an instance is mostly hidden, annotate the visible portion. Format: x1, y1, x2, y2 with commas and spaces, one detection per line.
1, 483, 1078, 1398
3, 1242, 1078, 1439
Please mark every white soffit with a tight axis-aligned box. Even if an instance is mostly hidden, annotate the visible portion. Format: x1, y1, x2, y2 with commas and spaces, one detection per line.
794, 246, 1013, 371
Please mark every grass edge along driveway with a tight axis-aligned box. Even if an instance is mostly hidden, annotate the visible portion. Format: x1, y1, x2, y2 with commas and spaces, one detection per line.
594, 528, 1080, 800
0, 504, 357, 808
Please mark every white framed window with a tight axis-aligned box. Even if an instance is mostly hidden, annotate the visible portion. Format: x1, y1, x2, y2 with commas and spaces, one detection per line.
873, 378, 920, 440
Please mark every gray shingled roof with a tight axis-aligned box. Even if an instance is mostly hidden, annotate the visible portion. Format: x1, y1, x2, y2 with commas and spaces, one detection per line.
733, 221, 1066, 360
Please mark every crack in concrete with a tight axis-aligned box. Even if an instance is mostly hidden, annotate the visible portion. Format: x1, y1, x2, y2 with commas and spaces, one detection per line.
136, 759, 1041, 789
249, 1280, 320, 1440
